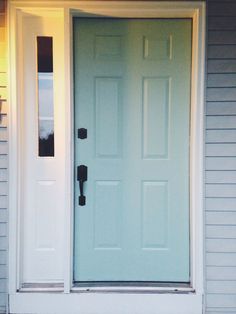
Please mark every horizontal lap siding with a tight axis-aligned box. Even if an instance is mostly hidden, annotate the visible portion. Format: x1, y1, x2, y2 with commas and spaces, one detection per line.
0, 1, 7, 313
206, 1, 236, 313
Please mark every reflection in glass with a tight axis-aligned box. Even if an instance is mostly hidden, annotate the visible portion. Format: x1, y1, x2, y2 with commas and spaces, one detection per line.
37, 37, 54, 157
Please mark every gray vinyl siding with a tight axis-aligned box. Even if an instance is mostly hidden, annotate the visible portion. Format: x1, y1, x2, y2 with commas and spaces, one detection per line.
205, 1, 236, 313
0, 0, 7, 313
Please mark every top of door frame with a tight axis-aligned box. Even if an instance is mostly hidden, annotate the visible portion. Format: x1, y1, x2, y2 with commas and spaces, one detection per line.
9, 1, 205, 17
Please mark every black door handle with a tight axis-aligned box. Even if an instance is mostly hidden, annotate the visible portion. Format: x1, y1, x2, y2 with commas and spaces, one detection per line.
77, 165, 87, 206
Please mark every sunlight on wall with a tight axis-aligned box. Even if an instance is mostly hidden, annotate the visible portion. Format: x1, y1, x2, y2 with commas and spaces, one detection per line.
0, 0, 7, 102
0, 0, 7, 312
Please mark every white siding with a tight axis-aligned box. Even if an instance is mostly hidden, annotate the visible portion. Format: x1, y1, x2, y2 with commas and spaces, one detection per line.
205, 1, 236, 313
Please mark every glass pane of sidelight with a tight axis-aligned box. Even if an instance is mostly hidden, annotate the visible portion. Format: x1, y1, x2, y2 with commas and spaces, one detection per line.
37, 36, 54, 157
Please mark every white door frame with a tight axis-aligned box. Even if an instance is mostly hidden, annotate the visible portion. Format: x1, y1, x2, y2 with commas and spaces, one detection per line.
8, 1, 206, 313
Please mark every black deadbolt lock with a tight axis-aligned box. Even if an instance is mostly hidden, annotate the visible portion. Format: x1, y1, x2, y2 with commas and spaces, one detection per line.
78, 128, 87, 139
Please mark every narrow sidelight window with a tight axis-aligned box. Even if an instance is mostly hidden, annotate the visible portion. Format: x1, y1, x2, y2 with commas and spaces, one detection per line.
37, 36, 54, 157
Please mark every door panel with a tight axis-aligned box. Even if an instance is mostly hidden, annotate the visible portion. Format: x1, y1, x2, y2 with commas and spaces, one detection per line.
74, 18, 192, 282
142, 77, 170, 158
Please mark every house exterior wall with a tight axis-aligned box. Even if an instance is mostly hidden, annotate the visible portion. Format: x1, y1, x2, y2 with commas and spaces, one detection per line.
205, 1, 236, 313
0, 0, 236, 313
0, 0, 7, 313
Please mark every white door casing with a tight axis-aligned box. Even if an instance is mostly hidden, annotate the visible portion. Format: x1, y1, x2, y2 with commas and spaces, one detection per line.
8, 1, 205, 314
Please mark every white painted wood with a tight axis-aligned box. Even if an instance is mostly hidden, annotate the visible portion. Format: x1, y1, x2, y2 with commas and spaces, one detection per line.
63, 6, 74, 294
8, 0, 24, 293
188, 1, 205, 296
20, 14, 65, 283
8, 1, 206, 313
9, 293, 203, 314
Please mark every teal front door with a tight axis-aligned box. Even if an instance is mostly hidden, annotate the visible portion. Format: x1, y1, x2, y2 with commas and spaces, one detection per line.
74, 18, 192, 282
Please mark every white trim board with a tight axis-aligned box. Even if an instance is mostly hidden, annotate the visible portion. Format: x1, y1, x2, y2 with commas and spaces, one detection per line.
8, 1, 206, 314
10, 293, 203, 314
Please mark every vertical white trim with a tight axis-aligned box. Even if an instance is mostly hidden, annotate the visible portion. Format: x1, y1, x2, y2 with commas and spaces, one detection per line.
63, 7, 74, 293
8, 5, 23, 293
190, 6, 206, 294
16, 9, 24, 290
8, 2, 206, 313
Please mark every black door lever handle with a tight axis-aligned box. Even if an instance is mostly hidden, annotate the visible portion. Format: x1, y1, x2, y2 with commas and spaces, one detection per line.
77, 165, 87, 206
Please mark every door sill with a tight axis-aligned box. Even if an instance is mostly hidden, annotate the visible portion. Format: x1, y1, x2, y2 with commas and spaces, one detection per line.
19, 283, 64, 292
72, 282, 194, 294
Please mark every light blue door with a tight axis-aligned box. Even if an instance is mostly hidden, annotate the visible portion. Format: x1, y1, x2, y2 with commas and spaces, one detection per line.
74, 18, 192, 282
